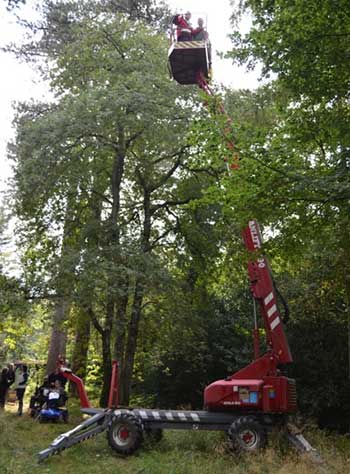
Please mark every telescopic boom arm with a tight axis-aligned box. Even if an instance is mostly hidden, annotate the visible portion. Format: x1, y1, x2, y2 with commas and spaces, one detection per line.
242, 220, 293, 365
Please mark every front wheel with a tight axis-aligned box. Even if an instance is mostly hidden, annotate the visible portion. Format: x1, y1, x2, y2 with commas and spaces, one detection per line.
228, 416, 267, 452
107, 412, 144, 455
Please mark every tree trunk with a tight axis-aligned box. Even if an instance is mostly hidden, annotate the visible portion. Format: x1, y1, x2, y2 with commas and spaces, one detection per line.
46, 192, 79, 375
99, 325, 112, 407
99, 129, 126, 405
120, 277, 144, 404
113, 274, 129, 401
116, 156, 183, 403
120, 189, 151, 404
70, 308, 91, 395
46, 298, 71, 374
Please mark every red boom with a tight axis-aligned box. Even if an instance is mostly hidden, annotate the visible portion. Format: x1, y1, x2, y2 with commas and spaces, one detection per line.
204, 220, 296, 413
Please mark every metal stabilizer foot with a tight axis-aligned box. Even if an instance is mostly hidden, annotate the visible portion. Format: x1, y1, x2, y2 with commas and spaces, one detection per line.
285, 423, 339, 474
38, 411, 111, 462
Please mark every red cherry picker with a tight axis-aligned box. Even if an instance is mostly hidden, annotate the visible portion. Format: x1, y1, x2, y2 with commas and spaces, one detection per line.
38, 16, 320, 463
38, 219, 318, 461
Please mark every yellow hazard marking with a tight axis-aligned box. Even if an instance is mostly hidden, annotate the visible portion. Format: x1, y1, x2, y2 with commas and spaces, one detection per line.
174, 41, 207, 49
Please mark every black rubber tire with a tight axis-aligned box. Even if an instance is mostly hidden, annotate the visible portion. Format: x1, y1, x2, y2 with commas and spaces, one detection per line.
145, 428, 163, 443
107, 412, 144, 455
228, 416, 267, 452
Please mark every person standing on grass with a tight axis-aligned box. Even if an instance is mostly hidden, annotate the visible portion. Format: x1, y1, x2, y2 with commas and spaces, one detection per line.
0, 367, 12, 408
14, 364, 29, 415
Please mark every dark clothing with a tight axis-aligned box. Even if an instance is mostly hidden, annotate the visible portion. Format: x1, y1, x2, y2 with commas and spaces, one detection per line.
39, 382, 50, 398
0, 386, 8, 408
16, 388, 26, 415
0, 369, 13, 408
46, 388, 67, 409
48, 372, 67, 387
193, 28, 208, 41
29, 381, 51, 416
37, 383, 50, 407
0, 369, 13, 389
178, 30, 192, 41
7, 370, 15, 386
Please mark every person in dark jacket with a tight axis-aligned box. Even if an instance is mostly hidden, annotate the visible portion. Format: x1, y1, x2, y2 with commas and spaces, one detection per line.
29, 375, 51, 416
14, 364, 29, 415
7, 363, 15, 386
48, 368, 67, 388
193, 18, 208, 40
0, 367, 12, 408
47, 380, 68, 409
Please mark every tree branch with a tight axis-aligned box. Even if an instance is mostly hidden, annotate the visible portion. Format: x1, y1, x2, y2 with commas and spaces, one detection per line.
87, 307, 105, 336
150, 197, 192, 216
101, 28, 126, 60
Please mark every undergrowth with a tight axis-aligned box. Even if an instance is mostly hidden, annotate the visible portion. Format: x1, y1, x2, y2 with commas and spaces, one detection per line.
0, 402, 349, 474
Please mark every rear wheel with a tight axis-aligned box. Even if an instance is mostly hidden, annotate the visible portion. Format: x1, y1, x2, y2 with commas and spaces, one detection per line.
228, 416, 267, 452
107, 412, 144, 455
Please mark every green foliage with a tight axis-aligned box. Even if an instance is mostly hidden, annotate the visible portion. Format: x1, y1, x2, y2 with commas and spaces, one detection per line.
229, 0, 350, 101
0, 203, 36, 364
221, 0, 350, 430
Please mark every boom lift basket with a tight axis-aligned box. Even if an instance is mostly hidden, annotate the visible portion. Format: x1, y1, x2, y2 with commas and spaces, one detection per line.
168, 40, 210, 85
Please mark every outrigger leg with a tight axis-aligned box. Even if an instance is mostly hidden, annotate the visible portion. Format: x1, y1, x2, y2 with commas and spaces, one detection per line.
38, 410, 111, 462
285, 423, 324, 464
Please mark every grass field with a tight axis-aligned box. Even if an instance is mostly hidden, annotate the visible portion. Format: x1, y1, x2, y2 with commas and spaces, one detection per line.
0, 402, 349, 474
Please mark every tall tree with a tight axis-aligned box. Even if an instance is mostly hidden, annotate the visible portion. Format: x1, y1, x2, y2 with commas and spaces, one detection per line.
10, 0, 200, 404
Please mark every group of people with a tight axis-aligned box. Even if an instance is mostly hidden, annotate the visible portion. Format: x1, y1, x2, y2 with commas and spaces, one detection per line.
30, 374, 68, 416
0, 363, 28, 415
0, 363, 68, 416
174, 11, 209, 42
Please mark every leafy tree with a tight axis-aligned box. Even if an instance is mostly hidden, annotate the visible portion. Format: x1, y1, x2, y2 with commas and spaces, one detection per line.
9, 0, 203, 405
217, 0, 350, 428
0, 204, 32, 363
229, 0, 350, 102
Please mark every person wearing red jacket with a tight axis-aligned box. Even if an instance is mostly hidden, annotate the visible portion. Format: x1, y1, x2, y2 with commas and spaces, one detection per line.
174, 11, 193, 41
